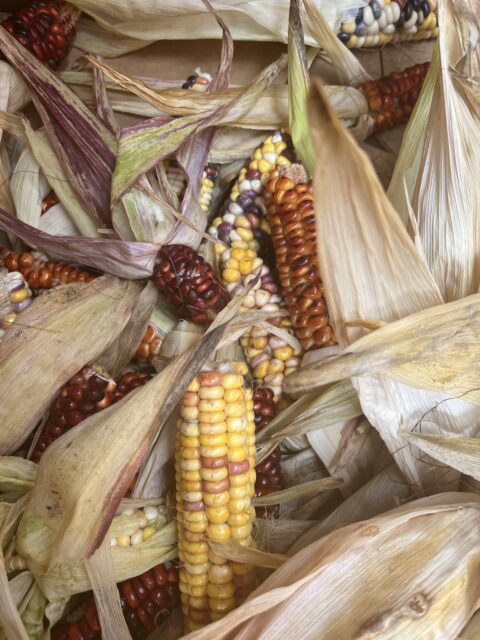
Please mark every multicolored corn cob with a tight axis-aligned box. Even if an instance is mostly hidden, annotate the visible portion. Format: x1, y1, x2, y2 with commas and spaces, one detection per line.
2, 249, 96, 290
265, 168, 336, 353
337, 0, 438, 49
208, 131, 301, 399
30, 370, 153, 462
51, 562, 179, 640
152, 244, 230, 325
1, 1, 79, 69
0, 269, 33, 341
167, 162, 218, 214
176, 362, 257, 633
357, 61, 430, 133
253, 387, 283, 519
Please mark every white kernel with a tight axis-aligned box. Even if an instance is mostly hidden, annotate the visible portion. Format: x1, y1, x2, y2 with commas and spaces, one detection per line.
263, 153, 277, 165
131, 529, 144, 546
223, 213, 236, 224
144, 506, 159, 522
229, 203, 243, 215
239, 180, 252, 191
122, 508, 135, 516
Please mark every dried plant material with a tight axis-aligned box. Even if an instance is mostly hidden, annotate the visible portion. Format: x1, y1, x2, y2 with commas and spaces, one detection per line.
71, 0, 364, 53
255, 519, 315, 555
208, 541, 287, 570
0, 457, 36, 503
9, 147, 49, 229
0, 61, 29, 116
253, 477, 343, 507
404, 433, 480, 482
281, 448, 330, 488
0, 27, 116, 228
0, 276, 145, 454
289, 464, 409, 553
92, 55, 118, 135
284, 78, 480, 492
16, 324, 227, 571
185, 494, 480, 640
38, 204, 79, 237
302, 0, 371, 85
460, 610, 480, 639
408, 0, 480, 301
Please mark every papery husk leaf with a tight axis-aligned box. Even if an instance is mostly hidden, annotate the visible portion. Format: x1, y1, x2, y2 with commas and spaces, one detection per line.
36, 522, 177, 599
0, 28, 116, 227
85, 536, 131, 640
13, 577, 46, 640
0, 458, 36, 503
409, 0, 480, 301
289, 463, 409, 553
404, 433, 480, 482
460, 610, 480, 639
38, 204, 79, 237
253, 477, 343, 507
255, 518, 315, 555
0, 497, 30, 640
185, 494, 480, 640
0, 61, 29, 116
302, 0, 371, 85
0, 210, 158, 278
71, 0, 364, 51
387, 48, 439, 224
281, 448, 330, 488
94, 280, 158, 375
16, 322, 228, 571
0, 276, 144, 454
285, 78, 480, 492
10, 147, 49, 229
107, 54, 287, 202
208, 540, 287, 570
209, 128, 267, 163
288, 0, 315, 175
92, 56, 118, 135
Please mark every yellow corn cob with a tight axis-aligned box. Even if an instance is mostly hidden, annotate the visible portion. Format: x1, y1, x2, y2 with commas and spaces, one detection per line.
208, 132, 301, 400
176, 361, 257, 633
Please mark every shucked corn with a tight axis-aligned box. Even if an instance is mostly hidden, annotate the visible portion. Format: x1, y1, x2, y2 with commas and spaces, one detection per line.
0, 269, 33, 341
208, 132, 301, 400
176, 362, 257, 633
337, 0, 438, 49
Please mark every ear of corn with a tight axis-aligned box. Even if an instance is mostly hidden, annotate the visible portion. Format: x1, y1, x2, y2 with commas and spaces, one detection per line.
0, 0, 79, 69
337, 1, 438, 49
208, 131, 301, 399
265, 166, 336, 352
50, 562, 179, 640
176, 361, 257, 633
0, 269, 33, 341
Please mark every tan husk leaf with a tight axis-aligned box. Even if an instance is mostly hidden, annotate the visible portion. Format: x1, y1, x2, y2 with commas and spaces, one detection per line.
404, 433, 480, 481
0, 277, 144, 454
0, 457, 36, 503
208, 540, 287, 570
283, 78, 480, 492
252, 477, 343, 507
185, 494, 480, 640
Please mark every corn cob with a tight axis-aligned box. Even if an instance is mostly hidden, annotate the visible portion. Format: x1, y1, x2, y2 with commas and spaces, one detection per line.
0, 269, 33, 341
51, 562, 179, 640
152, 244, 230, 325
208, 131, 301, 399
337, 0, 438, 49
110, 505, 168, 549
30, 370, 152, 462
176, 362, 256, 633
0, 1, 79, 69
265, 168, 336, 353
135, 325, 163, 363
253, 387, 283, 519
357, 62, 430, 133
167, 162, 218, 214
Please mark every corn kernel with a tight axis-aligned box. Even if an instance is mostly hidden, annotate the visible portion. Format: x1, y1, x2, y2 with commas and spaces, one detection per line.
200, 467, 228, 482
199, 411, 227, 425
199, 433, 227, 447
207, 524, 231, 540
208, 597, 236, 613
199, 421, 227, 435
223, 268, 240, 283
228, 447, 248, 462
142, 527, 156, 541
199, 386, 224, 400
199, 399, 226, 412
207, 506, 229, 524
209, 563, 233, 585
184, 552, 209, 565
229, 472, 249, 487
258, 158, 272, 173
203, 492, 230, 507
207, 583, 235, 599
199, 445, 228, 458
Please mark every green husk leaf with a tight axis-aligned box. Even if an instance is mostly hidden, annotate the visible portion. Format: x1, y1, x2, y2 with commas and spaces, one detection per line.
288, 0, 315, 175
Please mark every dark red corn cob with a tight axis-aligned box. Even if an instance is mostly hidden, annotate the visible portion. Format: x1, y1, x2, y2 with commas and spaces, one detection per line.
51, 562, 180, 640
1, 1, 79, 69
152, 244, 231, 325
356, 62, 430, 133
30, 367, 116, 463
2, 250, 96, 290
30, 370, 153, 463
253, 387, 283, 518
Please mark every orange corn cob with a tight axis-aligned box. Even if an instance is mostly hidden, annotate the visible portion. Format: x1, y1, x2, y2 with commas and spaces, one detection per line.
51, 562, 179, 640
1, 1, 80, 69
2, 249, 96, 289
265, 168, 336, 352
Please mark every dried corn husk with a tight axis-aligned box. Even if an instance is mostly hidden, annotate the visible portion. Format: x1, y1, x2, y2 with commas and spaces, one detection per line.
0, 458, 36, 503
71, 1, 365, 56
285, 78, 480, 493
185, 494, 480, 639
0, 276, 146, 454
9, 147, 50, 229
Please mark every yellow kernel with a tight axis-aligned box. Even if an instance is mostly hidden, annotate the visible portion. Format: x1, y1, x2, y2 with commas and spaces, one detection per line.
230, 472, 249, 487
200, 467, 228, 482
252, 337, 268, 349
199, 433, 227, 447
187, 378, 200, 392
222, 374, 243, 389
199, 411, 226, 425
182, 491, 203, 502
182, 470, 202, 482
246, 399, 253, 410
223, 268, 240, 283
249, 160, 258, 170
228, 512, 250, 527
203, 492, 230, 507
199, 386, 224, 400
183, 521, 208, 533
262, 142, 275, 154
230, 240, 249, 250
258, 158, 272, 173
231, 524, 252, 540
184, 572, 208, 587
231, 562, 253, 576
229, 485, 248, 499
180, 406, 199, 420
236, 228, 253, 242
182, 391, 199, 407
227, 416, 248, 432
207, 524, 231, 541
230, 248, 246, 261
208, 549, 228, 564
183, 551, 209, 565
183, 511, 208, 524
142, 527, 156, 541
225, 403, 245, 418
272, 346, 294, 361
253, 361, 269, 379
180, 423, 199, 437
249, 469, 256, 485
207, 506, 229, 524
229, 498, 250, 514
189, 584, 209, 597
199, 421, 227, 435
276, 155, 291, 166
225, 258, 239, 270
116, 535, 130, 547
224, 388, 244, 403
182, 480, 202, 492
235, 215, 251, 229
253, 149, 262, 161
181, 447, 200, 460
274, 141, 287, 153
10, 288, 29, 303
227, 433, 247, 448
228, 447, 248, 463
200, 445, 228, 458
188, 595, 209, 610
209, 563, 233, 585
198, 399, 226, 412
239, 258, 253, 275
184, 541, 209, 555
208, 596, 236, 614
207, 582, 235, 599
